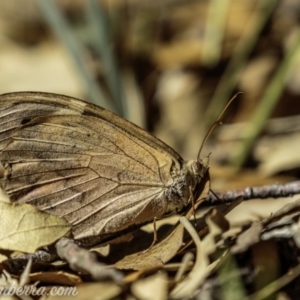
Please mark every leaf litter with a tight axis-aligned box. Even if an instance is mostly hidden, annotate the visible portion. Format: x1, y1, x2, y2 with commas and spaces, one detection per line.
1, 162, 300, 299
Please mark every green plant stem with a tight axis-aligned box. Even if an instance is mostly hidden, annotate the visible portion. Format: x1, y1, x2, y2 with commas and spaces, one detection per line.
37, 0, 117, 113
202, 0, 230, 67
232, 28, 300, 168
205, 0, 278, 128
86, 0, 125, 116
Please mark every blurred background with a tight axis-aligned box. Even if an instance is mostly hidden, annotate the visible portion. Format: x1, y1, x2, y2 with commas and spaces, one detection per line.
0, 0, 300, 209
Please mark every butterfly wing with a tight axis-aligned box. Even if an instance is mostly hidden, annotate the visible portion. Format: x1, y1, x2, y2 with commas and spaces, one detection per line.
0, 92, 184, 240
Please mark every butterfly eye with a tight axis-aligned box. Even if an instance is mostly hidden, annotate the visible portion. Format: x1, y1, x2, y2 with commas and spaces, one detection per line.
191, 161, 203, 175
191, 158, 209, 179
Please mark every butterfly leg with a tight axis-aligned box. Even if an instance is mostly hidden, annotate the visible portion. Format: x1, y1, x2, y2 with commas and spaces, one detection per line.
141, 217, 158, 253
149, 217, 158, 248
189, 186, 197, 227
209, 189, 222, 202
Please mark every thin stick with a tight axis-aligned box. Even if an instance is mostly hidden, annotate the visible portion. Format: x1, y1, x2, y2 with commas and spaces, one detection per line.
55, 237, 124, 283
189, 186, 197, 226
206, 180, 300, 205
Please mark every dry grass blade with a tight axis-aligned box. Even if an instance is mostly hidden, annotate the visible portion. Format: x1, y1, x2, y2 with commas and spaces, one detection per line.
171, 216, 210, 299
247, 263, 300, 300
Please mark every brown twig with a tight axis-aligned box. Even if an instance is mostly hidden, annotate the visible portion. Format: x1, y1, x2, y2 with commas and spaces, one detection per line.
207, 181, 300, 205
55, 237, 124, 284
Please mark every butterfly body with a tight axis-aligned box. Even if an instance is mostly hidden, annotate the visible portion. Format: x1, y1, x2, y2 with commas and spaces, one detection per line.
0, 92, 208, 245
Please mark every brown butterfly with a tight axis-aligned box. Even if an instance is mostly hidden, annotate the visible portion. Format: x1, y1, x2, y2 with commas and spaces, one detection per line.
0, 92, 209, 246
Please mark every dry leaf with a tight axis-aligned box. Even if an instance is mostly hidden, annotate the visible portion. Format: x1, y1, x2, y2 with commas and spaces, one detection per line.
231, 222, 263, 254
90, 244, 111, 257
0, 202, 71, 253
0, 253, 8, 263
131, 272, 168, 300
255, 133, 300, 176
114, 223, 184, 270
30, 271, 82, 286
263, 197, 300, 222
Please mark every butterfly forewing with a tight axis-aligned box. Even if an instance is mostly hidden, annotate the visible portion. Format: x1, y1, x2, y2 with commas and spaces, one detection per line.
0, 92, 185, 240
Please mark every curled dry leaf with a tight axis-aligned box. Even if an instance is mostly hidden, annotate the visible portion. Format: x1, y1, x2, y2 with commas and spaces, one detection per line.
0, 202, 71, 253
114, 223, 184, 270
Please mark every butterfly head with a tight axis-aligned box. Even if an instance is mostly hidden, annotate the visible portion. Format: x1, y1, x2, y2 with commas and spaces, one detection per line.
187, 154, 210, 180
168, 155, 210, 213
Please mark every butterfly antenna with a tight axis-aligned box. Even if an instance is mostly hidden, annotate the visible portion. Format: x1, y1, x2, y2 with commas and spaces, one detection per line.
197, 92, 242, 162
